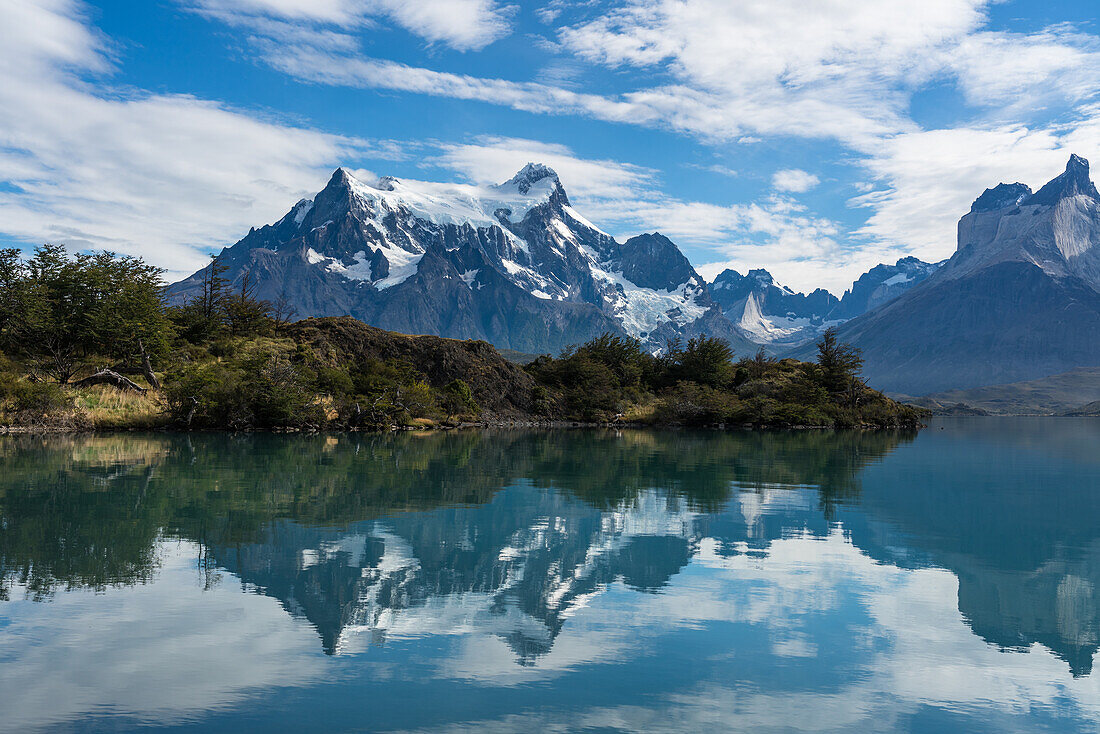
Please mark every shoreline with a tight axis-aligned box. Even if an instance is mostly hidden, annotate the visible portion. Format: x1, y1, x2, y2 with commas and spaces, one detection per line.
0, 418, 927, 435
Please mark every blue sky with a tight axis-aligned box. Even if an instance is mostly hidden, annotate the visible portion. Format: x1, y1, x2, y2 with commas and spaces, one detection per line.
4, 0, 1100, 293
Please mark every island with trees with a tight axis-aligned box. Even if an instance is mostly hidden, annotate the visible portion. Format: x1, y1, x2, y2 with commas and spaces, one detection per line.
0, 247, 925, 431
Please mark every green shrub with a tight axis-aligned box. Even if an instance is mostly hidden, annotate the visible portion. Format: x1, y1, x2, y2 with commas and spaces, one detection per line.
655, 382, 738, 425
440, 379, 480, 417
164, 349, 323, 430
0, 376, 73, 414
530, 385, 552, 416
314, 366, 354, 397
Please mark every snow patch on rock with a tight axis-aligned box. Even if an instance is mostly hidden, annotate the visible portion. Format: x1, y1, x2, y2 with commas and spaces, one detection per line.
737, 292, 814, 342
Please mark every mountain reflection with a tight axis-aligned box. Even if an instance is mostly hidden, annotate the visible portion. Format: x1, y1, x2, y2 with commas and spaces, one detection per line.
836, 418, 1100, 676
2, 424, 1098, 676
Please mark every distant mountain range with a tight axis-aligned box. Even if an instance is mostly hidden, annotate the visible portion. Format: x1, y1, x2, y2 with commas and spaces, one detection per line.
815, 155, 1100, 394
167, 156, 1100, 395
165, 164, 931, 356
709, 257, 941, 345
905, 366, 1100, 415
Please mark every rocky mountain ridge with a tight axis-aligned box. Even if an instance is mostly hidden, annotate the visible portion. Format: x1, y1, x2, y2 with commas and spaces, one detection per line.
166, 165, 753, 355
165, 157, 1098, 396
709, 257, 942, 345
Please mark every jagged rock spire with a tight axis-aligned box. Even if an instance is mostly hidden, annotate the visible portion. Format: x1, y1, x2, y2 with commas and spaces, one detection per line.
1028, 154, 1100, 205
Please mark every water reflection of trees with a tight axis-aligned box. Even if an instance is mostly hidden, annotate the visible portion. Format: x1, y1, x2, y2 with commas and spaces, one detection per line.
0, 429, 911, 602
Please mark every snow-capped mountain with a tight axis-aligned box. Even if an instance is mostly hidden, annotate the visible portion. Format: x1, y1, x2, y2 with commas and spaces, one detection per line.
166, 164, 752, 355
710, 269, 839, 344
820, 154, 1100, 394
709, 259, 940, 346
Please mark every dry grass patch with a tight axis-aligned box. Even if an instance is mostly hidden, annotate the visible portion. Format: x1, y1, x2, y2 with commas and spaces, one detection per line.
619, 400, 659, 424
72, 386, 167, 430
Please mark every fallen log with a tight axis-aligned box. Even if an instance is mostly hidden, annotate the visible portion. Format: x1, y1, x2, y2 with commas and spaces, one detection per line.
72, 369, 148, 393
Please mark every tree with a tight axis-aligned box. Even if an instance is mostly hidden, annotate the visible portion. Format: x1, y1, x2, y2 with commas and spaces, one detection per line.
816, 327, 864, 393
0, 248, 35, 354
224, 270, 273, 337
662, 335, 735, 388
0, 245, 171, 384
739, 347, 777, 380
271, 291, 296, 335
171, 255, 230, 342
571, 333, 651, 387
82, 250, 173, 375
198, 255, 229, 325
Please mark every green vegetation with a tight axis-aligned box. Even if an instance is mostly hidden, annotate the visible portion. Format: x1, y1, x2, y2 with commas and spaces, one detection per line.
0, 247, 924, 430
528, 330, 924, 428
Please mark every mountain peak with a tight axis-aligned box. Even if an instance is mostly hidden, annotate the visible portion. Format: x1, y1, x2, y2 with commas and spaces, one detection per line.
1028, 153, 1099, 206
502, 163, 560, 194
327, 167, 356, 189
1068, 153, 1089, 172
971, 182, 1032, 212
310, 167, 364, 223
747, 268, 775, 285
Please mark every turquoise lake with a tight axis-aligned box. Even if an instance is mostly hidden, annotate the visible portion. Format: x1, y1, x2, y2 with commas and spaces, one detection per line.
2, 418, 1099, 732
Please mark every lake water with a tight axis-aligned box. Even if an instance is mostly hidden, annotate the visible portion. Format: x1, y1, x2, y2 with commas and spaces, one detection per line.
2, 419, 1100, 732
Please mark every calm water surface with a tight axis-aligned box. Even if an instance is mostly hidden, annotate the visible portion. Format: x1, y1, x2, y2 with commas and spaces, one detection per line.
2, 419, 1100, 732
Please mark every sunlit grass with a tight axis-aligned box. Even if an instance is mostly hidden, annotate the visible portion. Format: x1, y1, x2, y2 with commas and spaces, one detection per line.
71, 386, 167, 430
619, 400, 659, 424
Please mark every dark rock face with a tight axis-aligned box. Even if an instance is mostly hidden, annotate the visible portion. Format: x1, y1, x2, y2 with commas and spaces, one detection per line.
821, 154, 1100, 394
971, 182, 1032, 213
1026, 154, 1099, 206
166, 165, 756, 356
612, 233, 700, 292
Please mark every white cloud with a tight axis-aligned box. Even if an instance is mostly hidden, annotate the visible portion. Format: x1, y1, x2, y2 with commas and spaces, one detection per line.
555, 0, 990, 146
0, 542, 326, 731
685, 163, 737, 177
853, 123, 1098, 262
947, 27, 1100, 110
0, 0, 367, 279
253, 43, 650, 126
772, 169, 820, 193
189, 0, 1100, 187
550, 1, 1100, 145
435, 135, 655, 201
187, 0, 516, 51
